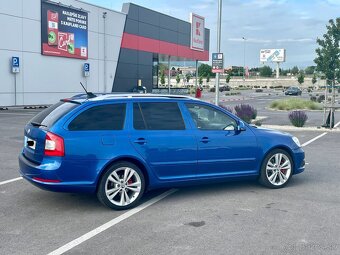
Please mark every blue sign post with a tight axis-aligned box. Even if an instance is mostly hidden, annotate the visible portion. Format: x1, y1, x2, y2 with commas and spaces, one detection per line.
212, 53, 223, 73
83, 63, 90, 77
12, 57, 20, 73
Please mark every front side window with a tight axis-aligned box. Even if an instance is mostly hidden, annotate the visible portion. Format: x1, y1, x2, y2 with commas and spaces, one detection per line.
186, 103, 237, 130
133, 102, 185, 130
69, 104, 126, 131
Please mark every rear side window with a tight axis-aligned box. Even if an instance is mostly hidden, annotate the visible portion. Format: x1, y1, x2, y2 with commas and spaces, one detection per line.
29, 101, 78, 128
69, 104, 126, 131
133, 102, 185, 130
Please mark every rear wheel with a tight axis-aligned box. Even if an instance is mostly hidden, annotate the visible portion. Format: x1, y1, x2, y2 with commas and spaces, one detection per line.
97, 161, 145, 210
259, 149, 293, 188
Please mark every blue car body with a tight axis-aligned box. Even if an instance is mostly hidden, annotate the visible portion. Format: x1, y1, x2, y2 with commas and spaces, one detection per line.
19, 95, 305, 193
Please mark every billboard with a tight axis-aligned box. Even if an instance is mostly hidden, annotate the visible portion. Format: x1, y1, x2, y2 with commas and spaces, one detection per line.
190, 13, 205, 52
41, 1, 88, 59
260, 49, 285, 62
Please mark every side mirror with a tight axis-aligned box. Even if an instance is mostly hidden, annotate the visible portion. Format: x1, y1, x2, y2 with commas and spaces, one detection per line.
237, 120, 246, 132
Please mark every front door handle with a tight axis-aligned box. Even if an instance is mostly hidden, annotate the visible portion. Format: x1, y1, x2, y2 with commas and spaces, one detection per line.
134, 138, 147, 145
200, 137, 210, 143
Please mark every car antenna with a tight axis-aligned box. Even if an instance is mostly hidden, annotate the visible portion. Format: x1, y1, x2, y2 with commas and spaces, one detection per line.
80, 82, 96, 98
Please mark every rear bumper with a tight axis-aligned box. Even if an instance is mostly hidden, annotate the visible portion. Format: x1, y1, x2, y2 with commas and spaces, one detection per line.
18, 153, 96, 193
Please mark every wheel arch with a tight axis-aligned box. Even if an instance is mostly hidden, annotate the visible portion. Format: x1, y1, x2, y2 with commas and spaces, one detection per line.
95, 156, 150, 192
259, 145, 295, 174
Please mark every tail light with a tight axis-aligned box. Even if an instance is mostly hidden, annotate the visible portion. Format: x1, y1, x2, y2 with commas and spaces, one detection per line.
44, 132, 64, 157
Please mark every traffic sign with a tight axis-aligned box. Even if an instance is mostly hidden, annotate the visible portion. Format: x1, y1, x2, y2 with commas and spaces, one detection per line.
83, 63, 90, 77
12, 57, 20, 73
212, 53, 223, 73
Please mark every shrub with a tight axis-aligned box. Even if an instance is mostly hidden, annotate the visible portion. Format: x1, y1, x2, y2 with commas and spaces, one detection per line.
289, 111, 308, 127
225, 92, 241, 96
210, 87, 215, 92
270, 98, 322, 110
234, 104, 257, 123
253, 120, 262, 126
310, 96, 317, 102
219, 104, 233, 113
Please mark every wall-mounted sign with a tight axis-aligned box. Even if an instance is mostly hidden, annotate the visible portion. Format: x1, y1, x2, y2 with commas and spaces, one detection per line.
41, 0, 88, 59
260, 49, 286, 62
212, 53, 223, 73
83, 63, 90, 77
11, 57, 20, 73
190, 13, 205, 52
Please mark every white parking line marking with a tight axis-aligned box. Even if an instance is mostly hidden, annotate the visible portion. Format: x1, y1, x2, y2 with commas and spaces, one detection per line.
334, 121, 340, 128
301, 132, 328, 147
0, 177, 23, 186
48, 188, 178, 255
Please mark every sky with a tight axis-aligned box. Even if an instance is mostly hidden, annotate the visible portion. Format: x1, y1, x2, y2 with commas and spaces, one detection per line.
81, 0, 339, 69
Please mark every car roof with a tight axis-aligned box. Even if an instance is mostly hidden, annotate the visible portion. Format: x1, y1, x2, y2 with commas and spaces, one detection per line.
69, 93, 200, 104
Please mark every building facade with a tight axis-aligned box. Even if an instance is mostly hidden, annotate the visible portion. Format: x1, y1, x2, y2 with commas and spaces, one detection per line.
0, 0, 209, 106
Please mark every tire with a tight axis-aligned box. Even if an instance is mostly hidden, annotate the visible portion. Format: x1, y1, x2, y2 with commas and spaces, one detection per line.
259, 149, 293, 189
97, 161, 145, 210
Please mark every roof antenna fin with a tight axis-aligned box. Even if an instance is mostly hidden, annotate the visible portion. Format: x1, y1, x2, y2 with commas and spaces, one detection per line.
80, 82, 96, 98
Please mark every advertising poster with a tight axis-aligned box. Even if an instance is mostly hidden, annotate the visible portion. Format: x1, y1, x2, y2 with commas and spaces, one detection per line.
190, 13, 205, 51
41, 0, 88, 59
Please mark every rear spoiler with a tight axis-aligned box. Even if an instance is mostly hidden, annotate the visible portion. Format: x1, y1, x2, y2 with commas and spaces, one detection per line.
60, 98, 82, 104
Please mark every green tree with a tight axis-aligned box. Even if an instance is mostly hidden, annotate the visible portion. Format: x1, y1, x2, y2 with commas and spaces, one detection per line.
298, 72, 305, 84
198, 64, 213, 77
291, 66, 299, 75
312, 74, 317, 85
206, 73, 210, 83
259, 66, 273, 77
305, 66, 316, 75
186, 74, 191, 83
199, 76, 203, 86
160, 72, 165, 85
225, 74, 231, 83
314, 18, 340, 84
176, 74, 180, 84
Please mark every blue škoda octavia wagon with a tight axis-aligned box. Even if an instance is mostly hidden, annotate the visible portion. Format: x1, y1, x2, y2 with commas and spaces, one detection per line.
19, 94, 305, 210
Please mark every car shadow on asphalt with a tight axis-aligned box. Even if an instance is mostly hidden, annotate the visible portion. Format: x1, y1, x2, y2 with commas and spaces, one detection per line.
26, 176, 308, 212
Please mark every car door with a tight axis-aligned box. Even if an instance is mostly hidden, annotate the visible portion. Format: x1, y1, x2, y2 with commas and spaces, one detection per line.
184, 102, 259, 177
129, 101, 197, 181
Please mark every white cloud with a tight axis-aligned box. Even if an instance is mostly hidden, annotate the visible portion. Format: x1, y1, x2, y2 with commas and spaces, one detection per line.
276, 38, 314, 43
228, 38, 272, 43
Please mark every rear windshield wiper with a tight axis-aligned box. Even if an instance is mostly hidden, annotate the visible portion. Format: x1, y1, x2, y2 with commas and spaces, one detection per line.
30, 121, 47, 127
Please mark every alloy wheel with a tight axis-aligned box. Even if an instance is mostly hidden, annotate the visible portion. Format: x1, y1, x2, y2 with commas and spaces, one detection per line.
105, 167, 142, 207
265, 153, 292, 186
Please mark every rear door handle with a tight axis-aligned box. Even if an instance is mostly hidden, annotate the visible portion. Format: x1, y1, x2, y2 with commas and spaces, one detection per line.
134, 138, 147, 145
200, 137, 210, 143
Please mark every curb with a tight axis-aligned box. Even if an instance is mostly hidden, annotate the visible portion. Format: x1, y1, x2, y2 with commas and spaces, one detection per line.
261, 125, 340, 132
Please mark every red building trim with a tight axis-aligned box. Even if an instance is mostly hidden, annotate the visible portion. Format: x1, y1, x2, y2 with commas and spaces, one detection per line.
121, 33, 209, 61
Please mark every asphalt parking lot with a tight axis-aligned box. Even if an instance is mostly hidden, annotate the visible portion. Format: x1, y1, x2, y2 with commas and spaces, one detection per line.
1, 99, 340, 255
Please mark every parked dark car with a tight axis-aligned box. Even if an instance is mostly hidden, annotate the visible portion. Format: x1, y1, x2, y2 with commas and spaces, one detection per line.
285, 86, 302, 96
132, 86, 147, 94
19, 94, 305, 210
219, 85, 231, 92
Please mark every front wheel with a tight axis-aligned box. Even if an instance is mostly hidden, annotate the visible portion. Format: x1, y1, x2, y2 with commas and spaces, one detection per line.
97, 161, 145, 210
259, 149, 293, 189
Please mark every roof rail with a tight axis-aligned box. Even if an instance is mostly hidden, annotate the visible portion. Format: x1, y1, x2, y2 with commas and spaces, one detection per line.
101, 94, 197, 100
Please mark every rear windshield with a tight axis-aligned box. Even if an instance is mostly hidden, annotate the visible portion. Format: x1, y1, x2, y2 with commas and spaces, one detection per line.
29, 101, 79, 128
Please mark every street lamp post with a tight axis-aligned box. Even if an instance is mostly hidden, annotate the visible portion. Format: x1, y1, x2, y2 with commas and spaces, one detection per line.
242, 37, 246, 81
215, 0, 222, 106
